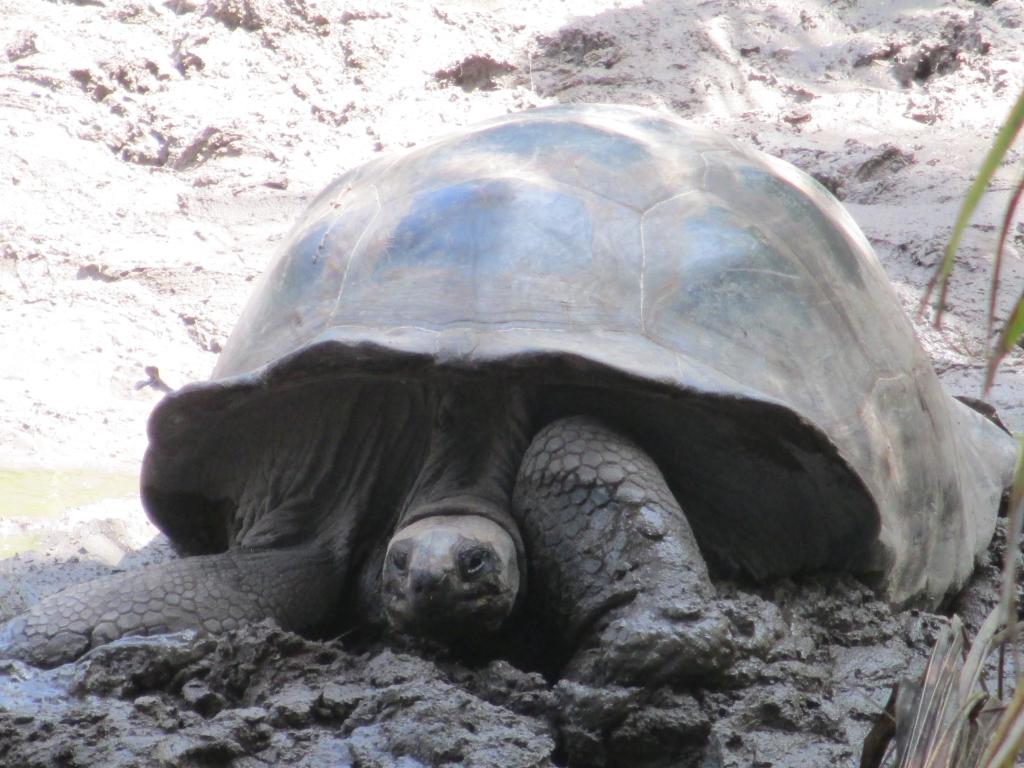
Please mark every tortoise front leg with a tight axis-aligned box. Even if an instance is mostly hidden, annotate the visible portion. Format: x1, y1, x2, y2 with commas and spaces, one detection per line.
513, 416, 734, 685
0, 545, 343, 668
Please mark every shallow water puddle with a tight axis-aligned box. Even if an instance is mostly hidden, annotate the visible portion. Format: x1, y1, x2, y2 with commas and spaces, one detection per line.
0, 468, 138, 518
0, 658, 79, 715
0, 468, 138, 557
0, 532, 44, 559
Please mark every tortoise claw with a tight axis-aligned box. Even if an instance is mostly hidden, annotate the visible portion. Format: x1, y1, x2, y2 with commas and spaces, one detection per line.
565, 599, 735, 686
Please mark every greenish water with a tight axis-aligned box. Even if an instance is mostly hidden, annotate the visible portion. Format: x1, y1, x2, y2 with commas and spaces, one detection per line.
0, 532, 43, 559
0, 468, 138, 519
0, 468, 138, 557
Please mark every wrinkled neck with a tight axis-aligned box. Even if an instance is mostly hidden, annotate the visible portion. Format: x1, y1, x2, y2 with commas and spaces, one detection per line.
399, 379, 532, 549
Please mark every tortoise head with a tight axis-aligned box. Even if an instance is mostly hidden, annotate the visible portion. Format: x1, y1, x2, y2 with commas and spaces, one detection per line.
381, 514, 520, 640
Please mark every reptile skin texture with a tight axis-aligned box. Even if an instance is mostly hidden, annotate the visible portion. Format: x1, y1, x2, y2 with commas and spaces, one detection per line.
514, 416, 734, 684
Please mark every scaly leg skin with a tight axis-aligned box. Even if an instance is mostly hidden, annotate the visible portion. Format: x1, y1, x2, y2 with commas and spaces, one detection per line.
0, 545, 342, 668
513, 416, 735, 686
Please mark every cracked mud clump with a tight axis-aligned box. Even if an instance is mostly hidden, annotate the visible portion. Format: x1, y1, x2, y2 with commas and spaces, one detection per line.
4, 552, 1008, 767
2, 0, 1023, 765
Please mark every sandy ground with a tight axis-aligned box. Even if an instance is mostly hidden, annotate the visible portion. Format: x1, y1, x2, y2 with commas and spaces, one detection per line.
1, 1, 1023, 765
1, 0, 1022, 476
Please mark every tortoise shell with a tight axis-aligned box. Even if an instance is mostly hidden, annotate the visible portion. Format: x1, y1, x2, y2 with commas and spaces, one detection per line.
142, 104, 1012, 607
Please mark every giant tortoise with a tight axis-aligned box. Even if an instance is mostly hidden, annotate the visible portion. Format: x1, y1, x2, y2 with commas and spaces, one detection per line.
1, 104, 1015, 679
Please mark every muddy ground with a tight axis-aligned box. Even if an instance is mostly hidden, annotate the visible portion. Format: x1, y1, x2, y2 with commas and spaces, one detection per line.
0, 523, 1018, 767
1, 0, 1024, 766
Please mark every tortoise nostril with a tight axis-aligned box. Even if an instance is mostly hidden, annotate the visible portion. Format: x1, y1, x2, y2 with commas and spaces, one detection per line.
411, 570, 442, 596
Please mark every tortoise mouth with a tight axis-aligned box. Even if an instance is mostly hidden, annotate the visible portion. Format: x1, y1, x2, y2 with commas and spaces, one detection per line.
384, 589, 514, 638
380, 515, 520, 641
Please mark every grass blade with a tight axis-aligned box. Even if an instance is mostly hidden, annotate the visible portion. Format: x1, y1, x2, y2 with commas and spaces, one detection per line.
964, 705, 1006, 766
961, 609, 1005, 703
985, 291, 1024, 392
885, 610, 1024, 768
994, 437, 1024, 681
979, 683, 1024, 767
923, 691, 988, 767
899, 619, 965, 765
921, 88, 1024, 327
986, 172, 1024, 340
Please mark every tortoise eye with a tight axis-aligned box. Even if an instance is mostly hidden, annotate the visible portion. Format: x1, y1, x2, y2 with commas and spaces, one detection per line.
458, 547, 492, 581
390, 547, 409, 573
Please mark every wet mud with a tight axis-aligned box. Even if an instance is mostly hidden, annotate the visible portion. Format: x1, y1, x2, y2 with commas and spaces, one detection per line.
5, 523, 1016, 767
2, 0, 1023, 766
